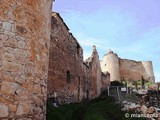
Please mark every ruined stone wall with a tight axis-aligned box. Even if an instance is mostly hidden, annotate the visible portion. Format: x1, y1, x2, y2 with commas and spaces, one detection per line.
85, 46, 102, 98
100, 50, 120, 81
101, 72, 110, 91
101, 50, 155, 83
119, 59, 143, 81
48, 13, 84, 104
83, 63, 91, 99
119, 59, 155, 82
0, 0, 52, 119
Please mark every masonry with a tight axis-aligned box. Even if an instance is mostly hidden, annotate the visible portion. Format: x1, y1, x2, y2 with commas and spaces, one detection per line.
48, 12, 84, 104
48, 13, 110, 104
100, 50, 155, 83
0, 0, 52, 119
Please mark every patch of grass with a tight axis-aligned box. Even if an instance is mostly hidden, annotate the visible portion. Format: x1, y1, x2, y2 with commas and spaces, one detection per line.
47, 96, 145, 120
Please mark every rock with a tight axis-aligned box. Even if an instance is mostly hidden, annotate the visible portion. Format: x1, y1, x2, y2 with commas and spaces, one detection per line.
3, 22, 11, 31
17, 40, 26, 49
121, 107, 127, 111
34, 84, 41, 94
16, 102, 31, 116
155, 107, 160, 112
147, 107, 155, 114
34, 107, 42, 115
0, 104, 9, 117
3, 61, 22, 72
9, 104, 17, 112
40, 114, 44, 120
1, 81, 21, 95
129, 103, 141, 109
4, 38, 17, 47
122, 101, 127, 104
3, 52, 16, 62
141, 105, 148, 114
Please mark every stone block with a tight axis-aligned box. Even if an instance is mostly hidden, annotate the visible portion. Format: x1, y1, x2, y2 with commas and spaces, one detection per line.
3, 52, 16, 62
16, 102, 31, 116
3, 61, 22, 72
1, 81, 21, 95
0, 104, 9, 117
3, 22, 11, 31
4, 38, 17, 47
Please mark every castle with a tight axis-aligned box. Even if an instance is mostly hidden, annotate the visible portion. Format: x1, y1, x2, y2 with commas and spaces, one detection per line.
0, 1, 155, 119
100, 50, 155, 82
48, 12, 110, 104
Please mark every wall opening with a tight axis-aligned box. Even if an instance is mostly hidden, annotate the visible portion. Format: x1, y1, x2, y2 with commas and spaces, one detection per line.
66, 70, 71, 83
77, 44, 80, 56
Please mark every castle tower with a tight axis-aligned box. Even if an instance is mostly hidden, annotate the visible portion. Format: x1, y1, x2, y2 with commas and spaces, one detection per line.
100, 50, 120, 81
0, 1, 52, 119
142, 61, 155, 82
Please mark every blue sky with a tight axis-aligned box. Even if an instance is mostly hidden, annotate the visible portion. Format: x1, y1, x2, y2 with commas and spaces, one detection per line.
53, 0, 160, 82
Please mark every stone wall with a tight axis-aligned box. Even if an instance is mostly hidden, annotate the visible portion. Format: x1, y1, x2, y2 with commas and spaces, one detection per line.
85, 46, 103, 98
48, 13, 110, 103
101, 50, 155, 83
120, 59, 155, 82
48, 13, 84, 104
101, 72, 110, 91
119, 59, 143, 81
83, 63, 91, 99
0, 0, 52, 119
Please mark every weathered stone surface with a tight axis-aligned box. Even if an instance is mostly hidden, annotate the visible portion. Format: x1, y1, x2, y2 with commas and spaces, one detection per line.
3, 61, 21, 72
2, 22, 11, 31
34, 84, 41, 94
16, 102, 31, 116
34, 107, 42, 115
48, 13, 84, 103
3, 52, 16, 62
3, 38, 17, 47
0, 0, 52, 119
0, 104, 9, 117
9, 104, 17, 112
1, 81, 21, 95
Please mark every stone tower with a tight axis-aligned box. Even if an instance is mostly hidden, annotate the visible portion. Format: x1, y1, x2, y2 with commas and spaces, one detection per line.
0, 1, 52, 119
100, 50, 120, 81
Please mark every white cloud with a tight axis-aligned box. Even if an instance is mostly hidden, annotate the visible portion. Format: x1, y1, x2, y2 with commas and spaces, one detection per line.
74, 32, 112, 51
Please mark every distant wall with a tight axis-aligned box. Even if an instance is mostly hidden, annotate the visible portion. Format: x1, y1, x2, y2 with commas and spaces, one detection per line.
119, 59, 155, 82
101, 51, 155, 83
119, 59, 143, 81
